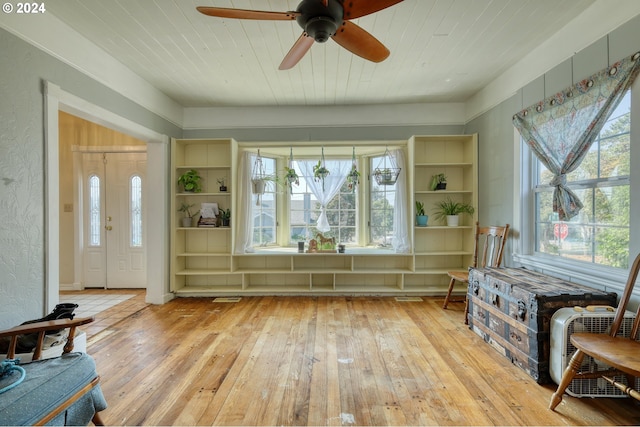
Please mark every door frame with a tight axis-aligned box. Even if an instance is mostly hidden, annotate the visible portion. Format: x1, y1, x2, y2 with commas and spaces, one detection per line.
44, 81, 172, 307
74, 148, 148, 290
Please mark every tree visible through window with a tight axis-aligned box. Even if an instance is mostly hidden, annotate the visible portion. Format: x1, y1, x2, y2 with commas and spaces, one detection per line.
370, 155, 396, 247
535, 90, 631, 268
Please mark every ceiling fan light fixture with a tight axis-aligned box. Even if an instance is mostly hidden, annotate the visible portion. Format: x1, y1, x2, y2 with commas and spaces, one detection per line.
304, 16, 338, 43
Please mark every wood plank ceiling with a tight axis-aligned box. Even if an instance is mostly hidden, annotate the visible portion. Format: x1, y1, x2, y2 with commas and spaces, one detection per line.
45, 0, 595, 108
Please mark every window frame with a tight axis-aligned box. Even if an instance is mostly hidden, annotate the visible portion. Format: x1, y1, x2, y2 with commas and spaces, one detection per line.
513, 78, 640, 293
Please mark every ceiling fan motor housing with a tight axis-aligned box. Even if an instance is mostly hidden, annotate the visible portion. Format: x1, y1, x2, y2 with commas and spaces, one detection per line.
296, 0, 344, 43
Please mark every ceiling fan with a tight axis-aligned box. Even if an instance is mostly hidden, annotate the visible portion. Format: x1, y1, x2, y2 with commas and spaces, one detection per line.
196, 0, 404, 70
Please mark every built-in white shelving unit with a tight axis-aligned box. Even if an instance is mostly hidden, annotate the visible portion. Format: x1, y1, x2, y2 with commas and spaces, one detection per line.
170, 135, 477, 296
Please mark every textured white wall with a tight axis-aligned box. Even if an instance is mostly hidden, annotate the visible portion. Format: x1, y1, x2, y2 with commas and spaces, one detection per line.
0, 30, 46, 328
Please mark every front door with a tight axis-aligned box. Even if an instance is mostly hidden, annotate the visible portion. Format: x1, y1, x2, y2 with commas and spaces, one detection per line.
82, 152, 147, 288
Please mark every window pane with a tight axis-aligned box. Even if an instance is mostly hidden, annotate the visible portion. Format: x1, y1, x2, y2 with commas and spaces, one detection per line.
534, 90, 630, 268
370, 156, 396, 246
252, 155, 277, 246
131, 175, 143, 247
89, 175, 101, 246
288, 160, 356, 245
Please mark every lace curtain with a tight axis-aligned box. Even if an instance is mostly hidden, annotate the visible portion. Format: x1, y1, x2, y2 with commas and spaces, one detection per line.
512, 51, 640, 220
298, 160, 350, 232
235, 151, 255, 253
390, 149, 410, 253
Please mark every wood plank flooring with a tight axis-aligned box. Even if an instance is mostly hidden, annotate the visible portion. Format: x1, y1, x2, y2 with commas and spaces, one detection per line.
86, 296, 640, 426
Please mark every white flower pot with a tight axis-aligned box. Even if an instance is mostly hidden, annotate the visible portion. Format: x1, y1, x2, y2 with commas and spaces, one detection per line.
446, 215, 459, 227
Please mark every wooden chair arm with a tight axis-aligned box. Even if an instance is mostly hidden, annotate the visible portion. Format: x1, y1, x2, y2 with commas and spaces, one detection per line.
1, 317, 94, 360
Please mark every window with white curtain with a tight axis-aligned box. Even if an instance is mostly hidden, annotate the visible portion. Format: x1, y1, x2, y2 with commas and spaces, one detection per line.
288, 159, 356, 245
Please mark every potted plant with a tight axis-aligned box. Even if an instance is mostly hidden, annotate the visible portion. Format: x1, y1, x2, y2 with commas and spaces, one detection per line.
219, 208, 231, 227
178, 202, 199, 227
313, 159, 330, 191
217, 177, 227, 192
432, 197, 474, 226
283, 166, 299, 193
313, 160, 330, 181
373, 167, 400, 185
415, 201, 428, 227
346, 163, 360, 192
178, 169, 202, 193
430, 173, 447, 191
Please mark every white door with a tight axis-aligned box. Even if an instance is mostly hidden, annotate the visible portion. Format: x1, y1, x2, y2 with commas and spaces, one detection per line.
82, 152, 147, 289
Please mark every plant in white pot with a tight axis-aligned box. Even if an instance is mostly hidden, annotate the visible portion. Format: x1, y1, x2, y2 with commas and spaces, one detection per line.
432, 197, 474, 227
178, 202, 199, 227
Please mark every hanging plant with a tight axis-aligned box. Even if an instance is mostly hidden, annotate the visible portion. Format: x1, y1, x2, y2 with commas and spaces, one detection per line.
373, 147, 401, 186
251, 149, 269, 205
313, 147, 330, 191
347, 146, 360, 192
283, 147, 299, 193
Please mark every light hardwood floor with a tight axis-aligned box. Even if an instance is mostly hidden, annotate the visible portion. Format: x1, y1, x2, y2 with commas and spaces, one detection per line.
86, 296, 640, 426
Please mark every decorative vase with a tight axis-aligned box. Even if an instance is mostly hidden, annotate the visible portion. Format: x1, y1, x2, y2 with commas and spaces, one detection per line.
181, 217, 192, 227
446, 215, 459, 227
436, 183, 447, 190
416, 215, 428, 227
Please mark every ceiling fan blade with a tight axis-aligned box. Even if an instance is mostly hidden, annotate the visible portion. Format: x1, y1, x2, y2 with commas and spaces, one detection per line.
342, 0, 404, 20
279, 33, 315, 70
196, 6, 298, 21
331, 21, 390, 62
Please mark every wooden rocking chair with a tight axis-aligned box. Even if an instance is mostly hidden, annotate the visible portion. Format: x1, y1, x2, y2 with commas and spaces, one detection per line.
549, 252, 640, 410
0, 317, 106, 425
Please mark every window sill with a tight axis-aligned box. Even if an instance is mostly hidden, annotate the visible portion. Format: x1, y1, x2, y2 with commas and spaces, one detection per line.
513, 253, 628, 295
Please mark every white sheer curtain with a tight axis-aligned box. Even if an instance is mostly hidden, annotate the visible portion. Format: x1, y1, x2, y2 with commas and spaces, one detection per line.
298, 160, 350, 232
391, 149, 411, 253
234, 151, 255, 253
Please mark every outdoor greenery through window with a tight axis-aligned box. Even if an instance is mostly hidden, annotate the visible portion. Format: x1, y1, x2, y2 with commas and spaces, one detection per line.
249, 151, 401, 249
251, 155, 277, 246
370, 155, 396, 247
535, 90, 631, 268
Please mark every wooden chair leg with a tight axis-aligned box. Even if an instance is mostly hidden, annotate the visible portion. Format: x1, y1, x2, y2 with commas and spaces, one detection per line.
443, 277, 456, 309
464, 297, 469, 325
92, 411, 105, 426
549, 349, 585, 410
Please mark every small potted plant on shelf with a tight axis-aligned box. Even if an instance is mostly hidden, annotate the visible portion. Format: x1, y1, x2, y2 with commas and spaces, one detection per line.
178, 169, 202, 193
415, 201, 428, 227
432, 197, 474, 227
178, 202, 199, 227
219, 208, 231, 227
430, 173, 447, 191
217, 177, 227, 192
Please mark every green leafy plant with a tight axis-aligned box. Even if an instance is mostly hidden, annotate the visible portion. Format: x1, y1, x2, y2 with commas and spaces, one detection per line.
283, 166, 299, 193
220, 208, 231, 220
430, 173, 447, 191
432, 197, 474, 222
347, 164, 360, 191
313, 160, 330, 181
415, 201, 425, 216
178, 169, 202, 193
178, 202, 199, 218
